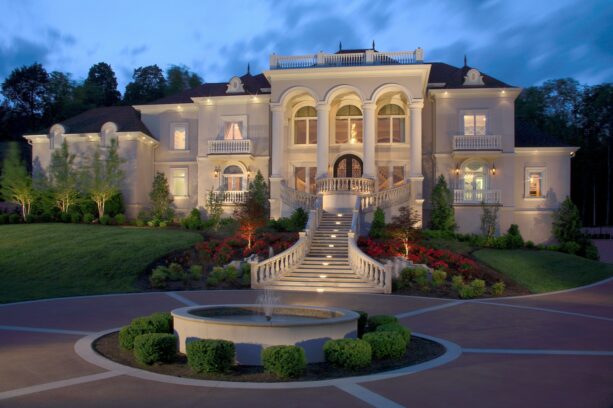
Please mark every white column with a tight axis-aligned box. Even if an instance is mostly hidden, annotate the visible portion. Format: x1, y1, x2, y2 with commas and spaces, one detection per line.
362, 101, 376, 179
271, 104, 284, 177
410, 100, 424, 177
316, 102, 330, 179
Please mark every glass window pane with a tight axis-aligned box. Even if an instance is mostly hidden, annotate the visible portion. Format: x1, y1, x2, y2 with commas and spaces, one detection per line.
308, 119, 318, 144
225, 176, 242, 191
464, 114, 475, 136
223, 165, 243, 175
377, 118, 390, 143
351, 119, 363, 143
224, 122, 243, 140
337, 159, 347, 177
378, 166, 390, 190
295, 120, 307, 144
337, 105, 362, 117
392, 118, 404, 143
309, 167, 317, 193
529, 172, 542, 197
393, 166, 404, 187
475, 115, 487, 135
296, 106, 316, 117
335, 119, 348, 144
172, 169, 187, 196
173, 125, 186, 150
295, 167, 306, 191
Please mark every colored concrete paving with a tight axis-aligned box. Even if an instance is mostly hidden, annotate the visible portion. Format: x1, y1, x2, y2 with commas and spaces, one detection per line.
0, 279, 612, 407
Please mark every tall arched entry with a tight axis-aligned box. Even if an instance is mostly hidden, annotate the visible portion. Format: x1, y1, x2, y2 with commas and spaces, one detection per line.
334, 154, 363, 178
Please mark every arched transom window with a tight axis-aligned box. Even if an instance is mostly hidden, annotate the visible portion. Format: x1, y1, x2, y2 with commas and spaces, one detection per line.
223, 165, 245, 191
335, 105, 363, 144
377, 104, 405, 143
294, 106, 317, 145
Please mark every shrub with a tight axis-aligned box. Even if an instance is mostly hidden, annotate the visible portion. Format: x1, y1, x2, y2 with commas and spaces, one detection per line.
181, 208, 202, 230
451, 275, 464, 291
432, 270, 447, 287
261, 345, 306, 379
369, 207, 387, 239
376, 323, 411, 345
190, 265, 203, 281
0, 214, 8, 224
60, 212, 71, 223
206, 265, 239, 287
135, 219, 146, 227
553, 197, 582, 244
83, 213, 95, 223
168, 263, 184, 281
288, 207, 309, 231
115, 213, 126, 225
457, 284, 474, 299
367, 315, 398, 332
8, 213, 21, 224
430, 174, 456, 233
355, 310, 368, 338
323, 338, 372, 370
491, 281, 506, 296
100, 214, 111, 225
70, 212, 81, 223
118, 312, 173, 350
187, 339, 235, 373
362, 331, 406, 360
470, 278, 486, 297
504, 224, 524, 249
560, 241, 581, 255
240, 269, 251, 287
133, 333, 177, 365
147, 218, 160, 227
525, 240, 535, 249
150, 266, 169, 288
159, 221, 168, 228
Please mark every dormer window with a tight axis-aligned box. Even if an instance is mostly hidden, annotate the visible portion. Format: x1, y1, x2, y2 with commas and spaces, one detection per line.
226, 76, 245, 94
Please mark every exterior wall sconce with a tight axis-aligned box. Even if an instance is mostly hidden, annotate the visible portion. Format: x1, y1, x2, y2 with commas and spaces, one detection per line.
454, 164, 460, 176
491, 163, 497, 175
214, 166, 221, 178
247, 167, 252, 182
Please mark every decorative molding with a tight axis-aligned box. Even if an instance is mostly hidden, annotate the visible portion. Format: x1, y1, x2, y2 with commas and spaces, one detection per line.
226, 76, 245, 94
463, 68, 485, 86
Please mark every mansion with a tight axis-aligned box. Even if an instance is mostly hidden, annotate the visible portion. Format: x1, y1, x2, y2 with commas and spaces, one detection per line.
25, 47, 575, 244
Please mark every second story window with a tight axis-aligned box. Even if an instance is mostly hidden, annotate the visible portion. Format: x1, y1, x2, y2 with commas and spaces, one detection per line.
377, 104, 405, 143
335, 105, 363, 144
172, 124, 187, 150
463, 112, 487, 136
224, 121, 244, 140
294, 106, 317, 145
223, 165, 244, 191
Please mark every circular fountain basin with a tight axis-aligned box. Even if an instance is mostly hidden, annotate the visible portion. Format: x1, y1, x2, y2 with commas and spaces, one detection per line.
172, 305, 359, 365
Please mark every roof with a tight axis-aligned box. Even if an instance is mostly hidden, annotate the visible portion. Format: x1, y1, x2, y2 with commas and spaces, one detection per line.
428, 62, 513, 89
58, 106, 153, 137
149, 73, 271, 105
515, 119, 569, 147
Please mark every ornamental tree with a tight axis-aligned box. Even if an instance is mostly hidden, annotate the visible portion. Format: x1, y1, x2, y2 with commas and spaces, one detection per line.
86, 139, 124, 218
234, 170, 268, 248
205, 188, 224, 231
0, 142, 35, 220
48, 140, 78, 213
388, 206, 421, 257
149, 172, 174, 220
480, 202, 499, 238
552, 196, 582, 243
430, 174, 456, 232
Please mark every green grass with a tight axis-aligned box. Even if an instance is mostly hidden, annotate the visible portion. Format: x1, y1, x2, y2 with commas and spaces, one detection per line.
473, 249, 613, 293
0, 224, 202, 303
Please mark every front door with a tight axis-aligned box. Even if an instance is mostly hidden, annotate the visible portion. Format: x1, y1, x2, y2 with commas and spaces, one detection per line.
334, 154, 363, 178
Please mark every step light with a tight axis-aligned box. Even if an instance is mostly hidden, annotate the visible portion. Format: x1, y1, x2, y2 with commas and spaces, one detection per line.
337, 214, 343, 217
326, 255, 332, 258
330, 235, 336, 238
335, 221, 341, 225
328, 244, 334, 247
333, 229, 339, 232
317, 288, 325, 293
322, 262, 329, 266
319, 275, 327, 279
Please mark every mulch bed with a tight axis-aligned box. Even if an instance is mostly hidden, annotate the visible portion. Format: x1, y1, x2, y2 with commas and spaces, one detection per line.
94, 331, 446, 383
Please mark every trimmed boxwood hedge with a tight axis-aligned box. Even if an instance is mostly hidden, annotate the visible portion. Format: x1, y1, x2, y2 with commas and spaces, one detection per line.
119, 312, 173, 350
362, 331, 406, 360
133, 333, 177, 365
355, 310, 368, 338
376, 323, 411, 346
187, 339, 235, 374
366, 315, 398, 332
261, 345, 306, 379
323, 338, 372, 370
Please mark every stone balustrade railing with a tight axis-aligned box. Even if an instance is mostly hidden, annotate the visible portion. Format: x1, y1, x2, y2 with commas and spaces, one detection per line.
250, 197, 322, 288
452, 135, 502, 151
212, 190, 248, 204
280, 182, 317, 210
454, 189, 502, 204
316, 177, 375, 195
348, 197, 392, 293
208, 139, 252, 155
270, 49, 423, 70
359, 182, 411, 211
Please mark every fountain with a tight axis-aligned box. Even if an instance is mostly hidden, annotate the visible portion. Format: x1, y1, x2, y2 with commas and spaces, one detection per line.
171, 299, 359, 365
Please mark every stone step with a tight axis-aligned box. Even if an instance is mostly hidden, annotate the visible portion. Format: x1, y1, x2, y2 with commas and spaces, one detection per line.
271, 279, 377, 288
262, 285, 383, 294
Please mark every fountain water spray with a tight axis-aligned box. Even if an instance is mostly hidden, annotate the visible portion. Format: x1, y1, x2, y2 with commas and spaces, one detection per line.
256, 289, 280, 321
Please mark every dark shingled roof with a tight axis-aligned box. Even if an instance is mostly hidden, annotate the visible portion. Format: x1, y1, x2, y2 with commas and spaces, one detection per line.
515, 119, 569, 147
428, 62, 512, 89
149, 73, 271, 105
59, 106, 153, 137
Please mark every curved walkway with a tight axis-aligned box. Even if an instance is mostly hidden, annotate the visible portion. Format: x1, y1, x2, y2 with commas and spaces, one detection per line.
0, 279, 612, 407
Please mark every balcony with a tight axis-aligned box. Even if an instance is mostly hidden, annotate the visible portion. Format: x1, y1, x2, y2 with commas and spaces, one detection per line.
452, 135, 502, 152
454, 189, 502, 205
270, 49, 424, 70
212, 190, 248, 204
316, 177, 375, 195
208, 139, 252, 155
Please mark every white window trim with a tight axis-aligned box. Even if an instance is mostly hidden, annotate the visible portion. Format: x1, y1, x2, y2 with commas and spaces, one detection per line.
332, 102, 363, 145
170, 122, 189, 151
459, 109, 489, 136
376, 113, 407, 144
171, 167, 189, 198
524, 166, 547, 200
221, 163, 248, 192
219, 115, 248, 140
292, 113, 318, 147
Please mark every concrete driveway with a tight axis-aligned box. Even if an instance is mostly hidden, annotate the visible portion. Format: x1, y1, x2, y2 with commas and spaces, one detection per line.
1, 280, 612, 408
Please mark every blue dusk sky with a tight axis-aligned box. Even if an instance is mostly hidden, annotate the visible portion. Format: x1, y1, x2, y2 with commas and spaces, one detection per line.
0, 0, 611, 92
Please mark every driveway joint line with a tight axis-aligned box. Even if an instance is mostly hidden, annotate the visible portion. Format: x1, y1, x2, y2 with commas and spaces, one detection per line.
395, 300, 464, 319
165, 291, 199, 306
463, 348, 613, 356
336, 383, 405, 408
0, 325, 93, 336
468, 300, 613, 322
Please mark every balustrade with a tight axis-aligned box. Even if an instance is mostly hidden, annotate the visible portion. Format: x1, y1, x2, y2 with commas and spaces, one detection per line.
452, 135, 502, 151
208, 139, 252, 155
316, 177, 374, 195
453, 189, 502, 204
270, 49, 421, 70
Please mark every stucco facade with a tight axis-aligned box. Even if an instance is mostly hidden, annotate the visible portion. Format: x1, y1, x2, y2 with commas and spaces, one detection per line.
24, 47, 576, 243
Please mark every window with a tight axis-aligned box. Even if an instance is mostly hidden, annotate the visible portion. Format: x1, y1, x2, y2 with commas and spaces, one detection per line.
377, 165, 405, 191
294, 106, 317, 145
224, 122, 243, 140
171, 168, 188, 197
463, 112, 487, 136
172, 124, 187, 150
223, 165, 244, 191
461, 160, 488, 202
335, 105, 363, 144
377, 104, 405, 143
294, 166, 317, 193
524, 167, 546, 198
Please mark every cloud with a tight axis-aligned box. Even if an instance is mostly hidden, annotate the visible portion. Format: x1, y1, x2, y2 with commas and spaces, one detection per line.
121, 45, 148, 57
0, 37, 51, 78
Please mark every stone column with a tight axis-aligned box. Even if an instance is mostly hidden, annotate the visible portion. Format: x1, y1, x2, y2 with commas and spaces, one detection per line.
316, 102, 330, 179
362, 101, 376, 179
269, 103, 285, 219
409, 100, 424, 226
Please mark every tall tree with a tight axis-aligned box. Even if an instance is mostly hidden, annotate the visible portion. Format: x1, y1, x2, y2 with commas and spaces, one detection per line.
81, 62, 121, 107
123, 65, 167, 105
430, 175, 456, 232
48, 140, 78, 213
0, 142, 35, 220
149, 172, 174, 220
165, 65, 203, 96
86, 139, 124, 218
389, 206, 421, 257
45, 71, 78, 124
234, 171, 268, 248
1, 63, 49, 132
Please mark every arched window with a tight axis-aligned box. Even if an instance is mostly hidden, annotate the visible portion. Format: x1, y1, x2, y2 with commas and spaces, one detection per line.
461, 160, 489, 202
294, 106, 317, 145
335, 105, 363, 144
377, 104, 405, 143
223, 165, 245, 191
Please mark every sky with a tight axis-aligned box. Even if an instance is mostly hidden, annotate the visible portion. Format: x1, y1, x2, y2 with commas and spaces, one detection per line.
0, 0, 611, 92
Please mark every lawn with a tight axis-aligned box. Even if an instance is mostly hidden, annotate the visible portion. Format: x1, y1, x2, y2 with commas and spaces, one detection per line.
473, 249, 613, 293
0, 224, 202, 303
